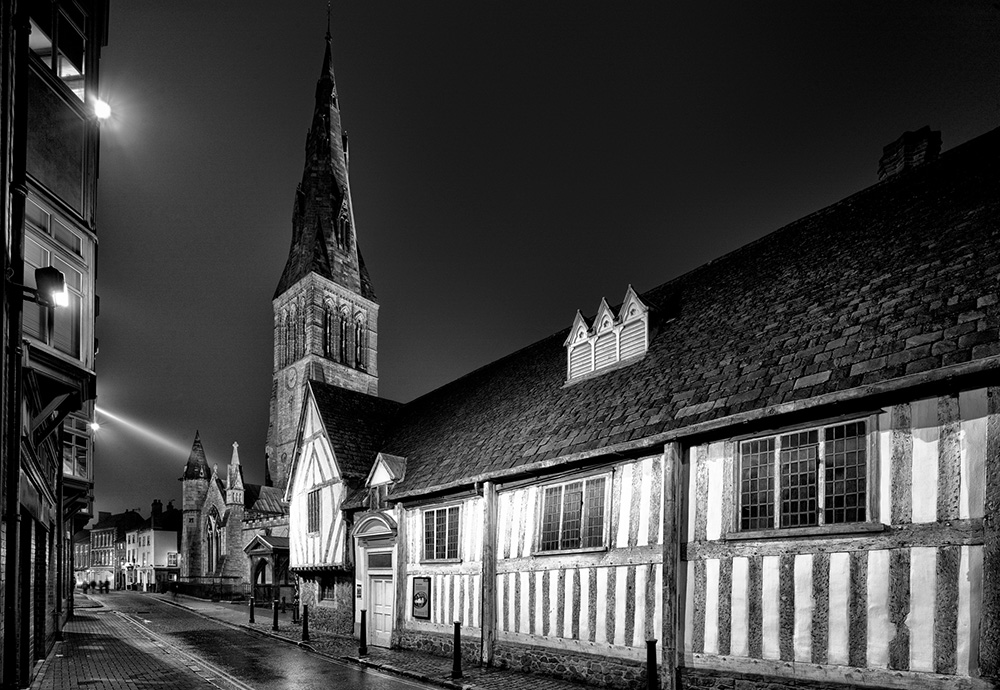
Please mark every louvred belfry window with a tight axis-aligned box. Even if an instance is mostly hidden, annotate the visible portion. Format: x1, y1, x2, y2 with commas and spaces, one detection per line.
565, 287, 648, 382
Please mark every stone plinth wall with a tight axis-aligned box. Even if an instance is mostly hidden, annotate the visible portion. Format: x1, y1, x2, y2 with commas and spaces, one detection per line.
679, 668, 863, 690
299, 573, 353, 635
394, 628, 481, 666
493, 641, 646, 689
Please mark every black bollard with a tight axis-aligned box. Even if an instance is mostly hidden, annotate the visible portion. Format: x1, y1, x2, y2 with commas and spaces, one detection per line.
646, 639, 659, 690
302, 605, 310, 642
292, 602, 300, 624
272, 599, 279, 631
359, 609, 369, 657
452, 621, 463, 679
249, 596, 255, 623
281, 596, 286, 613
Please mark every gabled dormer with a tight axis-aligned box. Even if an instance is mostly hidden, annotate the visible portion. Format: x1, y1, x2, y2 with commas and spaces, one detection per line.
565, 286, 649, 382
364, 452, 406, 511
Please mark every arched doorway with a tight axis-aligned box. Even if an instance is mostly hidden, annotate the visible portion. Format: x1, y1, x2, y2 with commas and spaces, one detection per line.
253, 558, 271, 601
352, 513, 397, 647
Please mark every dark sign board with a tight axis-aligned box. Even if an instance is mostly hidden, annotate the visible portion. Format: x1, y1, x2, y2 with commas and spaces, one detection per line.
412, 576, 431, 619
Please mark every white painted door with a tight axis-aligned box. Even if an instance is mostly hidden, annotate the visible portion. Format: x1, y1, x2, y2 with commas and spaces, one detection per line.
370, 576, 393, 647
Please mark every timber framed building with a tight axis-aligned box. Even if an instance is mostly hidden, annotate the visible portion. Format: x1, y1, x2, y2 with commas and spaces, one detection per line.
282, 111, 1000, 688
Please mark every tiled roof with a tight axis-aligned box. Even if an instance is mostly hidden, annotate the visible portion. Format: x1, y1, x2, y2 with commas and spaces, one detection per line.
380, 126, 1000, 498
248, 484, 287, 516
310, 381, 402, 480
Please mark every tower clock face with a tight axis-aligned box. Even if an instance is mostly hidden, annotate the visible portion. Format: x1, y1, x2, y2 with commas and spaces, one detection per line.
285, 368, 298, 389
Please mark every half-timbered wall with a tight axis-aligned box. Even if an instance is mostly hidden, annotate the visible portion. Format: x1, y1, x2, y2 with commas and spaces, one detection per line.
496, 455, 665, 663
400, 496, 485, 636
288, 401, 348, 569
681, 390, 994, 689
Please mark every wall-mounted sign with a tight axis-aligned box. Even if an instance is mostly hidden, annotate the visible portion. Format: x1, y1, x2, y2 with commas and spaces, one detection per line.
412, 576, 431, 619
356, 583, 362, 599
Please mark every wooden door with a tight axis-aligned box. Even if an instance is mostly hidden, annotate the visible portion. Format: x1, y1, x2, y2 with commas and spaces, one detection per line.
370, 576, 393, 647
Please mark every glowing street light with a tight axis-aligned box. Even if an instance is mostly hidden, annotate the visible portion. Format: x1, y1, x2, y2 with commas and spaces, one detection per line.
88, 421, 101, 432
93, 98, 112, 120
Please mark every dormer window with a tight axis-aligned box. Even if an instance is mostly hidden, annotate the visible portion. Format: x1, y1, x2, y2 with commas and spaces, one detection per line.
565, 286, 648, 382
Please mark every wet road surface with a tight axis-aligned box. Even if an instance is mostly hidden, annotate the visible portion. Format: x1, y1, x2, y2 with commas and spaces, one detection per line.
107, 592, 433, 690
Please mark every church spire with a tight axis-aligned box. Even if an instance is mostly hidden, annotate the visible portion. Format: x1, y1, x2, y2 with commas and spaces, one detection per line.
181, 431, 210, 480
275, 27, 376, 301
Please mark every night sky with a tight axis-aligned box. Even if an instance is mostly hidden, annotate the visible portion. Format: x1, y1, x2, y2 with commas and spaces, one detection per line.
91, 1, 999, 517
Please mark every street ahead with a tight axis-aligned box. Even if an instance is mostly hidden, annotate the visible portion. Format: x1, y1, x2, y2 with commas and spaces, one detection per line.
35, 592, 434, 690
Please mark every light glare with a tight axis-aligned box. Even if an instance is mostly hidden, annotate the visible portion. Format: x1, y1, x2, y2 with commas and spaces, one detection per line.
94, 99, 111, 120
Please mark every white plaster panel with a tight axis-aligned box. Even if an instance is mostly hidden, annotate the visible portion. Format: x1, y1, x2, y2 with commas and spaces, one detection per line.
595, 567, 609, 643
634, 564, 647, 646
654, 564, 663, 652
534, 570, 544, 634
730, 557, 749, 657
706, 443, 724, 540
687, 447, 698, 543
522, 487, 536, 558
878, 411, 892, 524
959, 388, 988, 520
683, 561, 694, 653
580, 567, 591, 642
704, 558, 720, 654
793, 554, 814, 663
614, 566, 628, 646
828, 552, 850, 665
866, 549, 891, 668
519, 570, 530, 634
617, 463, 633, 548
761, 555, 781, 660
910, 398, 939, 523
563, 568, 575, 639
637, 458, 651, 547
957, 545, 984, 677
908, 546, 937, 672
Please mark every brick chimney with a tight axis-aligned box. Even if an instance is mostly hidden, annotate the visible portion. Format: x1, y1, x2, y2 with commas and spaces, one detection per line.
878, 126, 941, 180
151, 499, 162, 517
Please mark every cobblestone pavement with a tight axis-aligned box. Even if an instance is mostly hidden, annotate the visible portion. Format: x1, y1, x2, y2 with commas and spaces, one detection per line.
144, 592, 592, 690
30, 595, 249, 690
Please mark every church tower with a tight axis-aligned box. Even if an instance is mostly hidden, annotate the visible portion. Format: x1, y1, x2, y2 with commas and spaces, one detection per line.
180, 431, 210, 579
267, 27, 378, 492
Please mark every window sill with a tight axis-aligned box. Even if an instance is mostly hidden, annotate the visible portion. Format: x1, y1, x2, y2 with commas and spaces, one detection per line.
419, 558, 462, 565
532, 545, 609, 557
725, 522, 885, 541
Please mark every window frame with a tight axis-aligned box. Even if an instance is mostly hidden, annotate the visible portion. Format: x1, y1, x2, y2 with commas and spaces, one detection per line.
533, 471, 613, 555
307, 489, 321, 534
421, 504, 462, 563
22, 195, 94, 367
735, 415, 879, 534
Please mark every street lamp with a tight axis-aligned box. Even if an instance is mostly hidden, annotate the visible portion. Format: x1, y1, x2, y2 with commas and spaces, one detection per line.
14, 266, 68, 308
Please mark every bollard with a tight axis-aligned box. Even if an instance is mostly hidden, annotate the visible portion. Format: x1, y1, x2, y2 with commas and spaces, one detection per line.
302, 605, 310, 642
281, 596, 287, 613
272, 599, 279, 631
359, 610, 369, 657
249, 597, 255, 624
292, 602, 300, 624
646, 639, 659, 690
452, 621, 463, 679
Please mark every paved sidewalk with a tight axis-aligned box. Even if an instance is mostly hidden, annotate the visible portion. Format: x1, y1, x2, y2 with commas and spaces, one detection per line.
30, 595, 244, 690
150, 592, 591, 690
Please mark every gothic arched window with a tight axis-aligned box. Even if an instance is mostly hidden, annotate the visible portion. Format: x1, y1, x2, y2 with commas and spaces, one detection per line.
354, 315, 365, 369
339, 307, 349, 364
323, 301, 334, 358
